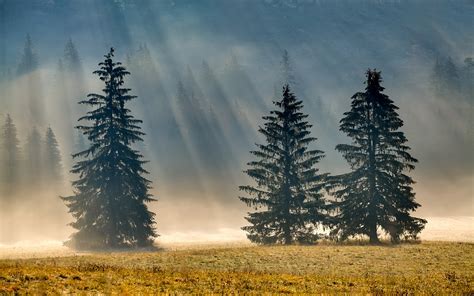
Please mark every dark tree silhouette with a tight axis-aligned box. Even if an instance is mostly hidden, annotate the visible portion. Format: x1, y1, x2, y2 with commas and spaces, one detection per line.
329, 69, 426, 244
1, 114, 21, 195
62, 48, 157, 250
239, 85, 327, 245
43, 127, 63, 184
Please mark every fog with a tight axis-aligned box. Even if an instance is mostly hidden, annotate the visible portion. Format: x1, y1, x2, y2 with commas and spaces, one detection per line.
0, 0, 472, 245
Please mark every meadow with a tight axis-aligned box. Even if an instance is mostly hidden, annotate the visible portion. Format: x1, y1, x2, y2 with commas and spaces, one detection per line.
0, 241, 473, 294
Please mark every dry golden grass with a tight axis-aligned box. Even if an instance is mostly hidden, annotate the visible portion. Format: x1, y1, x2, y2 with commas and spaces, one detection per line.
0, 241, 473, 294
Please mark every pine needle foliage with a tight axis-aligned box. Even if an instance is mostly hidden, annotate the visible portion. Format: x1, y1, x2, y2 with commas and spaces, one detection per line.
239, 85, 327, 245
62, 48, 157, 250
329, 69, 427, 244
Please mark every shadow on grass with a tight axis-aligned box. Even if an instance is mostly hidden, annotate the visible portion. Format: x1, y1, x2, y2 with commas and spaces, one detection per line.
317, 238, 422, 247
253, 239, 423, 248
63, 239, 164, 254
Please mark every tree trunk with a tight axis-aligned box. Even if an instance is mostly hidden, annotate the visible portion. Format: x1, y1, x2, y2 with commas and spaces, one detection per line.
369, 223, 380, 244
367, 106, 380, 245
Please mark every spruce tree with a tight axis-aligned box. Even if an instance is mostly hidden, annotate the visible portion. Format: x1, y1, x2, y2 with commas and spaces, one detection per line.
63, 38, 86, 118
329, 69, 427, 244
1, 114, 21, 195
63, 39, 86, 109
239, 85, 327, 245
43, 127, 63, 184
62, 48, 157, 249
63, 39, 82, 72
24, 127, 43, 187
17, 34, 38, 76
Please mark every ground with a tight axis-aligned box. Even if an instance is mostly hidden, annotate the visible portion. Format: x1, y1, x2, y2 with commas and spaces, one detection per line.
0, 241, 473, 294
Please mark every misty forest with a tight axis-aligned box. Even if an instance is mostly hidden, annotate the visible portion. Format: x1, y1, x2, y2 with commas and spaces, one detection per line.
0, 0, 473, 251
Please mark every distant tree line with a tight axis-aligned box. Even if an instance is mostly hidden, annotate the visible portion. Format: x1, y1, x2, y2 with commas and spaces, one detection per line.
0, 115, 63, 196
1, 35, 88, 157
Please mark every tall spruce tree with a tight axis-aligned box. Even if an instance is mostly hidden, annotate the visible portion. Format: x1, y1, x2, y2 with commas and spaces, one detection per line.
239, 85, 327, 245
62, 48, 157, 249
43, 127, 63, 184
329, 69, 426, 244
1, 114, 21, 195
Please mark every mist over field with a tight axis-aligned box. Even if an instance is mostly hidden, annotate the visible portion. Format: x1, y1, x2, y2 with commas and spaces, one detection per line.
0, 0, 472, 245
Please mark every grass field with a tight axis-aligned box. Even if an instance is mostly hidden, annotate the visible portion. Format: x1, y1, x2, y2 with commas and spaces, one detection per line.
0, 241, 473, 294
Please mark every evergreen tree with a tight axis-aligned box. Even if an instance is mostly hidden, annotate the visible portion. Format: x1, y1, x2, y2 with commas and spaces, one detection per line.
1, 114, 21, 195
62, 48, 157, 249
239, 85, 327, 245
24, 126, 43, 187
17, 34, 38, 76
63, 39, 83, 72
329, 69, 427, 244
63, 38, 86, 119
43, 127, 63, 184
16, 34, 44, 125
